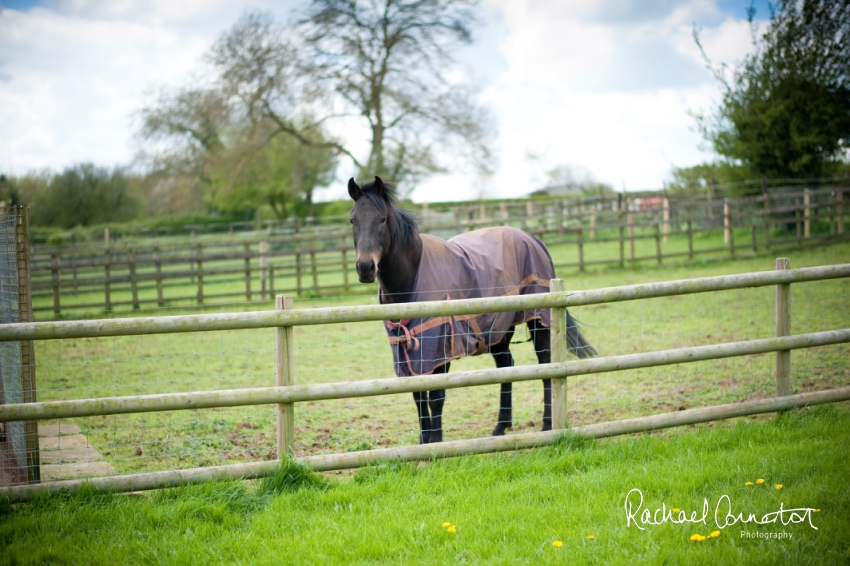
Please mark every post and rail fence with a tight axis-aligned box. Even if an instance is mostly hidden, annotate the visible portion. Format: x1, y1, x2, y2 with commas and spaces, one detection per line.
0, 260, 848, 501
27, 185, 850, 318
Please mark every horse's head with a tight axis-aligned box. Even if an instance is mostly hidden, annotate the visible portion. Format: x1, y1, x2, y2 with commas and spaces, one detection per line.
348, 176, 394, 284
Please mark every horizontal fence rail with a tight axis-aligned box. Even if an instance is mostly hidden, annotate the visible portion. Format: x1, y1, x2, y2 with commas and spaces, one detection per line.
4, 263, 849, 342
2, 387, 849, 503
1, 259, 848, 502
28, 184, 850, 317
0, 329, 848, 423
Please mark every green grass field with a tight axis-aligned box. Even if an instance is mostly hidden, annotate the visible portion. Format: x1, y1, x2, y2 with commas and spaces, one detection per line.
3, 404, 849, 564
31, 241, 850, 480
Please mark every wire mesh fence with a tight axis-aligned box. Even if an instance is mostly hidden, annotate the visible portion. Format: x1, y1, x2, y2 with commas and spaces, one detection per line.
20, 265, 850, 487
0, 206, 39, 486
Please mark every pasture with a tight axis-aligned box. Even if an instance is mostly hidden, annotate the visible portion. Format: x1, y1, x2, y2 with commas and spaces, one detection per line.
29, 241, 850, 479
2, 404, 849, 564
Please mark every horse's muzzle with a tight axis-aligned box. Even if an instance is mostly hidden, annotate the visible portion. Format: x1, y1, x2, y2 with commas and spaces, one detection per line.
356, 258, 377, 283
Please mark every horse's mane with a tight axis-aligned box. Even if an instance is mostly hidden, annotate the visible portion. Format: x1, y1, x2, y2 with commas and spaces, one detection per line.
359, 178, 419, 250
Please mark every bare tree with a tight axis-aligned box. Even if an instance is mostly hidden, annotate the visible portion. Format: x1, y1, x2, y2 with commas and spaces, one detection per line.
299, 0, 496, 186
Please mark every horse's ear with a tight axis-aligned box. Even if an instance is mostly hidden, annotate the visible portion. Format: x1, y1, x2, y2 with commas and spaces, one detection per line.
348, 178, 361, 201
373, 176, 386, 197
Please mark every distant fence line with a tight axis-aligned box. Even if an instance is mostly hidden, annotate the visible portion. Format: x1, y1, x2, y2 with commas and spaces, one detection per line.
28, 185, 849, 317
0, 260, 848, 501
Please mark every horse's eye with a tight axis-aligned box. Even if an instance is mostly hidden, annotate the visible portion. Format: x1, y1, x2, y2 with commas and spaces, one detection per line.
349, 218, 354, 224
380, 217, 386, 224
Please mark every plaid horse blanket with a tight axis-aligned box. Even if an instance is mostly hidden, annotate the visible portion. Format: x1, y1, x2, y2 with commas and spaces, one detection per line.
381, 226, 554, 376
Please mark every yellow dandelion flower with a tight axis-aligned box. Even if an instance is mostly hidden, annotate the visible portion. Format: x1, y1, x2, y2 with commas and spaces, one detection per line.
442, 522, 451, 528
690, 534, 706, 541
587, 535, 595, 540
672, 508, 680, 513
553, 541, 563, 548
745, 481, 753, 486
775, 484, 783, 490
710, 531, 721, 538
814, 509, 821, 512
756, 478, 765, 484
447, 525, 457, 533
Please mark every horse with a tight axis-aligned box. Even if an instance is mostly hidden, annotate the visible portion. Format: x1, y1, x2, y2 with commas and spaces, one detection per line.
348, 176, 595, 444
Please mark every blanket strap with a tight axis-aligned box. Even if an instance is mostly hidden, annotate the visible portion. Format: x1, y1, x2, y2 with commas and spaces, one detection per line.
385, 319, 420, 351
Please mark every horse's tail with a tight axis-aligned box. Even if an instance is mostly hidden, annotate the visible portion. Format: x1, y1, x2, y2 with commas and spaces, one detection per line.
566, 310, 596, 359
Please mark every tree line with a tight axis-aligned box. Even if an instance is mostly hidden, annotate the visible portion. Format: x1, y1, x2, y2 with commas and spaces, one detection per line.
2, 0, 847, 226
3, 1, 494, 228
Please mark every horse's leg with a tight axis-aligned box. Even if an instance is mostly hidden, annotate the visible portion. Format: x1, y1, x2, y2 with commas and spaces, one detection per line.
427, 363, 449, 443
412, 391, 432, 444
490, 327, 515, 436
529, 319, 553, 431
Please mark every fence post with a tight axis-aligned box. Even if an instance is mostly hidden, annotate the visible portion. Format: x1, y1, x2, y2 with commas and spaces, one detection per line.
803, 188, 811, 239
626, 199, 635, 261
16, 205, 40, 483
577, 214, 584, 272
341, 235, 350, 292
751, 225, 758, 254
618, 198, 625, 268
550, 279, 569, 429
295, 236, 303, 296
275, 294, 296, 458
723, 198, 730, 244
128, 248, 139, 310
244, 242, 252, 301
189, 231, 196, 283
70, 252, 77, 296
50, 253, 60, 315
662, 197, 670, 243
763, 193, 771, 250
310, 237, 319, 293
775, 258, 791, 397
104, 247, 111, 311
269, 265, 275, 296
795, 196, 802, 244
196, 243, 204, 305
260, 241, 268, 301
724, 211, 735, 259
654, 222, 662, 265
154, 245, 164, 307
589, 205, 596, 240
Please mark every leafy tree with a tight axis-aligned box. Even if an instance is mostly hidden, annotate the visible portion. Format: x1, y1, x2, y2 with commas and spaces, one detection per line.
299, 0, 496, 186
2, 165, 141, 228
694, 0, 850, 180
139, 13, 339, 219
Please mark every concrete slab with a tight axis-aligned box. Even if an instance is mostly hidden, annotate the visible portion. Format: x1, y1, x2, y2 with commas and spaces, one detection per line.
38, 424, 82, 436
41, 461, 116, 481
39, 445, 104, 464
38, 433, 91, 451
37, 427, 117, 482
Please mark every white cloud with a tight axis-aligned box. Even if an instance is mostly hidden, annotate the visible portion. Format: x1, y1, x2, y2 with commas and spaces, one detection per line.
0, 0, 760, 204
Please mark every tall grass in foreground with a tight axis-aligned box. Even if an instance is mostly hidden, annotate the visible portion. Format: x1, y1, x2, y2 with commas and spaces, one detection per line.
3, 404, 849, 565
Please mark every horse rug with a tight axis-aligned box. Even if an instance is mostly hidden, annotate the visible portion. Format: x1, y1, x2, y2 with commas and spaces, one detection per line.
381, 226, 554, 376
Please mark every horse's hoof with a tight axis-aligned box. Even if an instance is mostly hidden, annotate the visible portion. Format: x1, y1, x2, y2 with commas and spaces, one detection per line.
419, 432, 430, 444
430, 431, 443, 443
492, 423, 511, 436
541, 421, 552, 432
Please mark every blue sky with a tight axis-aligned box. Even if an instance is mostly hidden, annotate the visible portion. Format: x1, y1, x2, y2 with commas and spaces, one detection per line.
0, 1, 769, 201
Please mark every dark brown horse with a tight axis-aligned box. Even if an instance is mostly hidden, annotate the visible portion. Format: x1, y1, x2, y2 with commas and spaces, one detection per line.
349, 176, 595, 444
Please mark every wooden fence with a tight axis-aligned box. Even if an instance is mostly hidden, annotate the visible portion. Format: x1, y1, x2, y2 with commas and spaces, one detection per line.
27, 185, 850, 318
0, 261, 848, 501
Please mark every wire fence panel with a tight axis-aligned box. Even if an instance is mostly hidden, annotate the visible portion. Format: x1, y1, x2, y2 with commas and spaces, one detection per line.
0, 206, 39, 486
